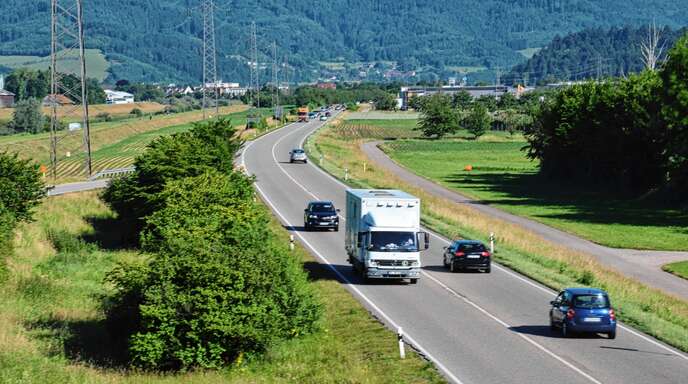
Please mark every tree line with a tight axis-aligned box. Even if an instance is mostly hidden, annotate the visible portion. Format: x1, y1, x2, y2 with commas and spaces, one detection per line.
525, 33, 688, 199
101, 118, 321, 369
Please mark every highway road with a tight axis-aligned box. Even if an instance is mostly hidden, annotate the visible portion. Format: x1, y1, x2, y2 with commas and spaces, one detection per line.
241, 114, 688, 384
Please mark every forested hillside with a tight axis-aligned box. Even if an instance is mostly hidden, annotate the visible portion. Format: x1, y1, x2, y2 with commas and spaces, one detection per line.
505, 26, 687, 85
1, 0, 687, 83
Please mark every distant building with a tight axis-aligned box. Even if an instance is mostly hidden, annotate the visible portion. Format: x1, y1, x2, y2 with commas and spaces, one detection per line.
399, 85, 534, 109
317, 82, 337, 90
0, 90, 15, 108
105, 90, 135, 104
43, 94, 74, 107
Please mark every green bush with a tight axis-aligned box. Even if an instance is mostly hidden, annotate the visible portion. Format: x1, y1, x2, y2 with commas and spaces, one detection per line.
0, 152, 45, 223
0, 208, 15, 282
107, 172, 321, 370
101, 118, 242, 236
96, 112, 112, 122
130, 108, 144, 117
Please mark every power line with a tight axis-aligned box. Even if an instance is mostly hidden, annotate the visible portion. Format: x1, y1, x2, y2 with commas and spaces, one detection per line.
49, 0, 92, 179
249, 21, 260, 109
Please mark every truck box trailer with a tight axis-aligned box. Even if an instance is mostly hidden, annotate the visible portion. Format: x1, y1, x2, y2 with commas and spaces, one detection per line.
345, 189, 429, 283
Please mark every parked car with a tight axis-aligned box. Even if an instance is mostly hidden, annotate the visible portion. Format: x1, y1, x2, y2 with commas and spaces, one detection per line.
443, 240, 491, 273
549, 288, 617, 339
320, 115, 328, 121
289, 149, 307, 163
304, 201, 340, 231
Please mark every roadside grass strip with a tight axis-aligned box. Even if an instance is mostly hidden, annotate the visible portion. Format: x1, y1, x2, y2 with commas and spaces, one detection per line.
305, 121, 688, 354
663, 261, 688, 281
0, 191, 444, 383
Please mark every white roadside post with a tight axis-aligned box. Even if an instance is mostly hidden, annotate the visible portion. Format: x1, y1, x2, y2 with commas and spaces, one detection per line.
398, 327, 406, 359
344, 168, 349, 181
289, 235, 295, 251
363, 161, 367, 173
319, 154, 324, 165
490, 232, 495, 254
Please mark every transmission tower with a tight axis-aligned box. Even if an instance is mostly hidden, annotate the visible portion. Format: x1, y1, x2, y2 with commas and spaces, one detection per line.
201, 0, 218, 118
271, 41, 279, 110
49, 0, 92, 179
249, 21, 260, 109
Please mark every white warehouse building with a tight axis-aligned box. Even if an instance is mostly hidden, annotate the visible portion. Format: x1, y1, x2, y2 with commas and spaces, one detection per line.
104, 90, 135, 104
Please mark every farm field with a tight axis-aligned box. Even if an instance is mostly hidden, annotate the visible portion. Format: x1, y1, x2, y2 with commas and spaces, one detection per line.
0, 105, 249, 181
0, 102, 166, 123
0, 49, 110, 81
383, 139, 688, 251
0, 191, 442, 383
51, 107, 267, 180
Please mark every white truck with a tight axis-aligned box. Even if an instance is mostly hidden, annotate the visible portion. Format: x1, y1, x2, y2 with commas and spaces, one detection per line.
345, 189, 429, 284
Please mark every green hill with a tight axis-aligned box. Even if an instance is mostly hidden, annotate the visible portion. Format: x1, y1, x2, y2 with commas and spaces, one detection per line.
1, 1, 687, 84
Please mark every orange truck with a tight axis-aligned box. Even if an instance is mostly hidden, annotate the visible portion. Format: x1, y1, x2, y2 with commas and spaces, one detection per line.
298, 107, 309, 122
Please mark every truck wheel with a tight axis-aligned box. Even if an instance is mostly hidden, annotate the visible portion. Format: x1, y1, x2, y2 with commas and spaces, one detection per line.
443, 256, 449, 268
304, 160, 308, 164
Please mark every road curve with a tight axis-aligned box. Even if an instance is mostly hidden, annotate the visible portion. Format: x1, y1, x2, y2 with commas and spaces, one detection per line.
46, 179, 110, 197
361, 141, 688, 300
241, 116, 688, 384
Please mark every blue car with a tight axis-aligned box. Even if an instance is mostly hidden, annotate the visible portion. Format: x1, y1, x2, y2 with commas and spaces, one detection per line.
549, 288, 617, 339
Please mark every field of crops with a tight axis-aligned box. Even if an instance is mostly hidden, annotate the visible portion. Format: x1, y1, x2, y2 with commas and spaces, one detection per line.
0, 102, 165, 123
334, 119, 421, 139
345, 111, 420, 120
51, 107, 269, 179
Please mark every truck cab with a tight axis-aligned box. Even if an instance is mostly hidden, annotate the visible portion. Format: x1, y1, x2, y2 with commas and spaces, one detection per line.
345, 189, 429, 284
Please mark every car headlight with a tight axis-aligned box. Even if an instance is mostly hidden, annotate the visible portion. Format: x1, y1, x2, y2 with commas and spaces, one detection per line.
308, 215, 318, 219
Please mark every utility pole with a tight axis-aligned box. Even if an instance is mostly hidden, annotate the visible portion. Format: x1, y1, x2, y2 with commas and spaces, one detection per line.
201, 0, 218, 118
49, 0, 92, 179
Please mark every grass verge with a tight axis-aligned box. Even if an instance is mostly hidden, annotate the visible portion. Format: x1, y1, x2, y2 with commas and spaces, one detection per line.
305, 117, 688, 354
0, 191, 443, 383
663, 261, 688, 281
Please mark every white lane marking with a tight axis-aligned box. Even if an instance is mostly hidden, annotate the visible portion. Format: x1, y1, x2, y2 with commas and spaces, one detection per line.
297, 127, 688, 363
252, 181, 466, 384
252, 129, 606, 384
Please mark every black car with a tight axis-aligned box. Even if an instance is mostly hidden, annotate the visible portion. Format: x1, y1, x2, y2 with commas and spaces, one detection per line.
304, 201, 340, 231
443, 240, 491, 273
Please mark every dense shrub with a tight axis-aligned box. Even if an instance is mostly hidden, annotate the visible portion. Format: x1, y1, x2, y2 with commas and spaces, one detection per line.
101, 118, 242, 236
0, 152, 45, 222
661, 34, 688, 195
106, 172, 321, 369
526, 71, 666, 190
0, 152, 44, 282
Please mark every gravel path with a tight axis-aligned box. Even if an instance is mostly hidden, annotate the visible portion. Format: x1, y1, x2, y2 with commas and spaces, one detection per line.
362, 141, 688, 299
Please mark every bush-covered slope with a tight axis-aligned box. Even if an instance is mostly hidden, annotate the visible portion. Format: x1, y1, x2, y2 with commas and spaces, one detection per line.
1, 0, 687, 83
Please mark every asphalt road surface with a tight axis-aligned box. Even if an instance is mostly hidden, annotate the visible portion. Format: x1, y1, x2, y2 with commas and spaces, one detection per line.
241, 114, 688, 384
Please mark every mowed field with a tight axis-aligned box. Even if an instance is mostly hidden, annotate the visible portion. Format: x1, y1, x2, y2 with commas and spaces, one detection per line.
0, 49, 110, 81
0, 191, 443, 383
0, 102, 166, 123
383, 136, 688, 251
0, 105, 249, 181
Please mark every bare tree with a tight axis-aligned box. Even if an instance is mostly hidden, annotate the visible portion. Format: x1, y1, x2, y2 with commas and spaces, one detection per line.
640, 21, 666, 71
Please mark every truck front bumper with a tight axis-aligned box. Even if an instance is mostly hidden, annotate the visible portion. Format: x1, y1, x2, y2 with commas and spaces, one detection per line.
366, 268, 421, 279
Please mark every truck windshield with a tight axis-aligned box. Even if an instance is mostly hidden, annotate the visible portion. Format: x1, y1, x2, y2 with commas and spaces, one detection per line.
370, 232, 418, 252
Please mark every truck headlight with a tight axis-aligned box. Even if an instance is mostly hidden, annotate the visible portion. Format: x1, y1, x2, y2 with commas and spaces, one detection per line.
368, 260, 377, 266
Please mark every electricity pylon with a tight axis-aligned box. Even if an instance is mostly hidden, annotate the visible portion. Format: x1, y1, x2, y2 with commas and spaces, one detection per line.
249, 21, 260, 109
49, 0, 92, 179
201, 0, 218, 118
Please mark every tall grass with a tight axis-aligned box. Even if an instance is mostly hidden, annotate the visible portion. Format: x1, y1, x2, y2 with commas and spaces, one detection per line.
306, 120, 688, 353
0, 191, 444, 383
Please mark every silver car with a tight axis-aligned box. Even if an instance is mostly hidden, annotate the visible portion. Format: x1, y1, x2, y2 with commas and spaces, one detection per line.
290, 149, 307, 163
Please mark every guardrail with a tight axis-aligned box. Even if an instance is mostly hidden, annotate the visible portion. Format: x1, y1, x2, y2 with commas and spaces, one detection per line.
88, 166, 136, 181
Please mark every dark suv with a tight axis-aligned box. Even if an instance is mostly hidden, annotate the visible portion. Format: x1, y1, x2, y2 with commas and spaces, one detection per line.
443, 240, 491, 273
304, 201, 340, 231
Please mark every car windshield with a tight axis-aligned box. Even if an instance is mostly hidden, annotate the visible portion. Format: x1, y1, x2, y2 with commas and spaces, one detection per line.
370, 232, 418, 252
292, 149, 304, 154
573, 294, 609, 309
457, 243, 486, 252
310, 203, 335, 213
